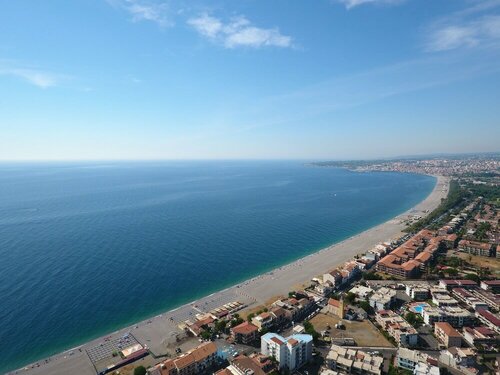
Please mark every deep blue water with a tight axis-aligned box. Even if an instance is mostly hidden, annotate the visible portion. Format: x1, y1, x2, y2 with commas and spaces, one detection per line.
0, 161, 435, 373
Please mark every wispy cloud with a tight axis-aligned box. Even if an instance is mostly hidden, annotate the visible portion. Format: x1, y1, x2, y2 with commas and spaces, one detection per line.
425, 1, 500, 52
0, 62, 62, 88
187, 14, 293, 49
107, 0, 172, 27
335, 0, 404, 10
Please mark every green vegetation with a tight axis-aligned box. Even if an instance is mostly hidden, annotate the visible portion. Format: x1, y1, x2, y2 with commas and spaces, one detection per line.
134, 366, 147, 375
475, 222, 492, 241
363, 272, 383, 280
344, 292, 356, 304
405, 312, 423, 328
247, 313, 255, 323
464, 273, 481, 283
405, 180, 467, 232
303, 320, 320, 342
214, 319, 227, 333
465, 182, 500, 207
387, 364, 413, 375
443, 267, 458, 276
201, 329, 213, 340
230, 314, 244, 327
358, 300, 373, 314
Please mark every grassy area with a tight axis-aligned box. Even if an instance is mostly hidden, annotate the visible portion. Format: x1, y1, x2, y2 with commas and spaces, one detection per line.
310, 313, 393, 347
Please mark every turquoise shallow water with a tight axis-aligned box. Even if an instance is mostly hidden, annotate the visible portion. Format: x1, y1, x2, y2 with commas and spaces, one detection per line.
0, 161, 435, 373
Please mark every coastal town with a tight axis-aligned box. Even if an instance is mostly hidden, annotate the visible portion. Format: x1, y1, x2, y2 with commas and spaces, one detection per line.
10, 158, 500, 375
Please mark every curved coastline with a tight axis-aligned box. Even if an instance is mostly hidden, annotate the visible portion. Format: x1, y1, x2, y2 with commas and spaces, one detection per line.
8, 174, 449, 375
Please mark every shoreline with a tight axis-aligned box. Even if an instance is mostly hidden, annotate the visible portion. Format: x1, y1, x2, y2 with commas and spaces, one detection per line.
8, 175, 449, 375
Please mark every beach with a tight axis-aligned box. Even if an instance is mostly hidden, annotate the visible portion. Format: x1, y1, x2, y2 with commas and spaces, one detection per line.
8, 175, 449, 375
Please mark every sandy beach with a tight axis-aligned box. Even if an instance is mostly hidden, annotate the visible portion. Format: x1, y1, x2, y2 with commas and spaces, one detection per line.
8, 175, 449, 375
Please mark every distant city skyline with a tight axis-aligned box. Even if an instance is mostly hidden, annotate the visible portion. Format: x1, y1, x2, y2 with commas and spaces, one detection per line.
1, 0, 500, 160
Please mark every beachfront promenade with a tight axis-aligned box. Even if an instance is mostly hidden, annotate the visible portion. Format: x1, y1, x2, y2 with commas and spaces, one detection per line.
8, 176, 449, 375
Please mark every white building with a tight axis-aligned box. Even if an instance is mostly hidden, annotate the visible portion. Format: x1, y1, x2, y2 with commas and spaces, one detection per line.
261, 333, 312, 371
369, 287, 396, 311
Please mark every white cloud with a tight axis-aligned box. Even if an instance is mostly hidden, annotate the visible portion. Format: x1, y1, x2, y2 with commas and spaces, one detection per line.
335, 0, 404, 10
426, 14, 500, 52
187, 14, 293, 49
107, 0, 171, 27
0, 65, 60, 88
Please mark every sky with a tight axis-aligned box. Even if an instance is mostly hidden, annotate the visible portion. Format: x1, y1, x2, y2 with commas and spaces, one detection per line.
0, 0, 499, 160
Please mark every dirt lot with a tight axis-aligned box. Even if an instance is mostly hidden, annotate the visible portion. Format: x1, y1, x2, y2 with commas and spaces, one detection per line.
310, 313, 393, 348
448, 250, 500, 276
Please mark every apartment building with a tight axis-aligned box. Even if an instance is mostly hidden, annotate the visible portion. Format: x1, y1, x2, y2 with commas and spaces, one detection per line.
375, 310, 418, 347
434, 322, 462, 348
325, 344, 383, 375
260, 333, 312, 371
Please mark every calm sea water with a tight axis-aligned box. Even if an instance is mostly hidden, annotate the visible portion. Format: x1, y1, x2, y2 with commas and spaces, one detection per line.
0, 161, 435, 372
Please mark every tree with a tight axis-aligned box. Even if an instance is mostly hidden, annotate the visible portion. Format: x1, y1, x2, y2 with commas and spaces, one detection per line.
134, 366, 147, 375
230, 316, 244, 328
363, 272, 383, 280
445, 268, 458, 276
345, 292, 356, 304
303, 320, 320, 342
405, 312, 422, 328
247, 313, 255, 323
214, 319, 227, 333
359, 300, 372, 314
201, 329, 212, 340
465, 273, 480, 283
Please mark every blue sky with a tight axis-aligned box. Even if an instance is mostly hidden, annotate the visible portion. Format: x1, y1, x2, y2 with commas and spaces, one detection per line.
0, 0, 499, 160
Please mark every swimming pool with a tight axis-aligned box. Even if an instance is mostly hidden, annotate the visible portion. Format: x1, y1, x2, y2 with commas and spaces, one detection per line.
410, 302, 430, 314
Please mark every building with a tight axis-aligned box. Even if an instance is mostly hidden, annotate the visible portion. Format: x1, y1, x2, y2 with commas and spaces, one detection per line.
376, 255, 420, 279
375, 310, 418, 347
368, 287, 396, 311
326, 298, 345, 319
231, 322, 259, 344
432, 293, 459, 307
149, 342, 218, 375
434, 322, 462, 348
405, 284, 430, 301
252, 312, 274, 331
323, 270, 343, 288
325, 344, 383, 375
396, 348, 438, 373
422, 306, 474, 328
215, 354, 275, 375
260, 333, 312, 371
463, 326, 498, 347
348, 285, 373, 299
272, 295, 316, 322
458, 240, 493, 257
414, 362, 440, 375
452, 288, 490, 311
480, 280, 500, 293
476, 309, 500, 333
439, 347, 477, 370
439, 279, 478, 290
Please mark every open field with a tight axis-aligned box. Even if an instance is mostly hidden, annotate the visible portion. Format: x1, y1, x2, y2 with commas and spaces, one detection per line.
310, 313, 393, 348
447, 250, 500, 276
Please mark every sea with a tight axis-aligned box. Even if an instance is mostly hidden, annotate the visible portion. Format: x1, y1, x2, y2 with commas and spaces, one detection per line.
0, 161, 435, 373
